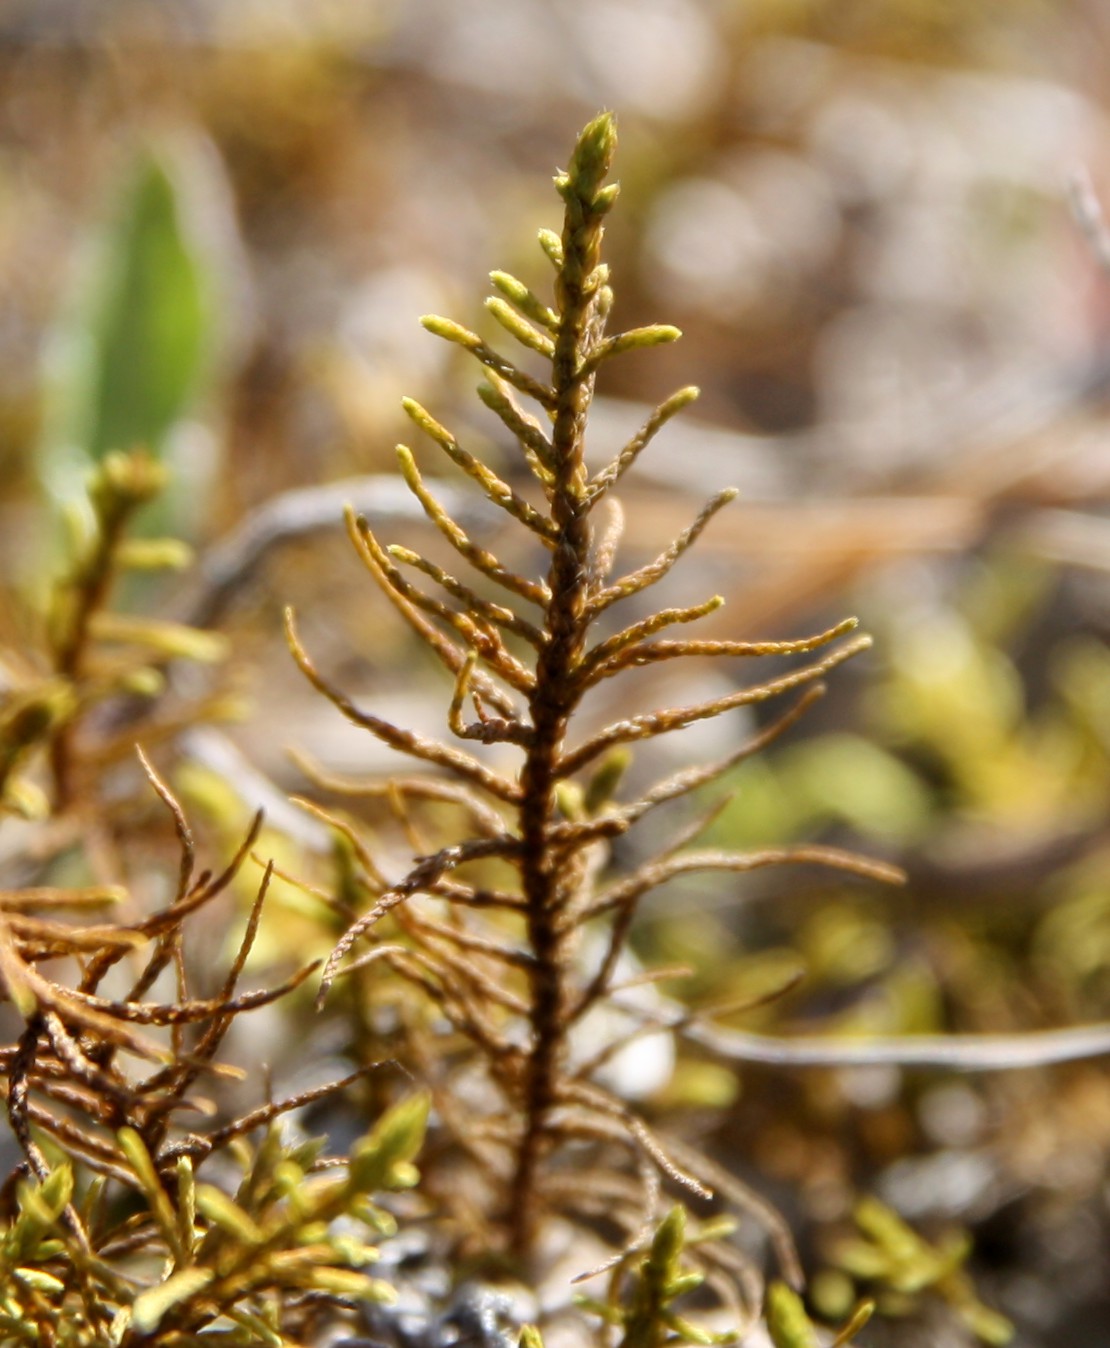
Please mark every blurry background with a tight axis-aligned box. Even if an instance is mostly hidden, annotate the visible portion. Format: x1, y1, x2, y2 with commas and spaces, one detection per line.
3, 2, 1110, 1343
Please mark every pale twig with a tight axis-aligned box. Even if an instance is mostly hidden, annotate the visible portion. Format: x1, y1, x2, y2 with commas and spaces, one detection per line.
666, 1134, 803, 1290
389, 543, 544, 647
448, 652, 533, 747
588, 618, 861, 684
135, 745, 195, 900
288, 751, 509, 838
579, 596, 726, 681
382, 947, 519, 1061
342, 505, 519, 717
402, 396, 558, 540
419, 318, 557, 412
290, 796, 389, 889
606, 993, 1110, 1070
177, 475, 487, 627
557, 1078, 711, 1201
547, 687, 826, 852
590, 495, 625, 588
682, 1017, 1110, 1070
476, 378, 556, 483
1070, 167, 1110, 279
398, 909, 534, 970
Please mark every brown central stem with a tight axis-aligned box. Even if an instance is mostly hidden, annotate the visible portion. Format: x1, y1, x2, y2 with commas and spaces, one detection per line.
507, 149, 607, 1255
509, 507, 589, 1255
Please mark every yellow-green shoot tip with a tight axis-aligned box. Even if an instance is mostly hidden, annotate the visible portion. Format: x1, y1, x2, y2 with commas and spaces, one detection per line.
566, 112, 618, 201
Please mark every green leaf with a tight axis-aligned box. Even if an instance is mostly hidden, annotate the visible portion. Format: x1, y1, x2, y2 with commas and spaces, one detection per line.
958, 1300, 1015, 1345
489, 272, 558, 330
82, 153, 208, 464
194, 1184, 265, 1244
116, 537, 194, 571
117, 1127, 181, 1255
648, 1206, 686, 1272
40, 142, 225, 542
12, 1267, 66, 1294
176, 1156, 198, 1257
303, 1267, 393, 1300
831, 1300, 874, 1347
349, 1093, 429, 1193
35, 1163, 73, 1218
9, 1170, 69, 1259
766, 1283, 819, 1348
537, 228, 564, 267
225, 1306, 285, 1346
131, 1266, 215, 1333
87, 613, 229, 662
583, 747, 631, 815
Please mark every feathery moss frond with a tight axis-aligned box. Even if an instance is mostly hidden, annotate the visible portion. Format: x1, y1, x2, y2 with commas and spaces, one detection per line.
288, 112, 903, 1320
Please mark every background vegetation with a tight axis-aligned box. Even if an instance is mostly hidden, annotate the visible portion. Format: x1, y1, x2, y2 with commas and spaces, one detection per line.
2, 3, 1110, 1344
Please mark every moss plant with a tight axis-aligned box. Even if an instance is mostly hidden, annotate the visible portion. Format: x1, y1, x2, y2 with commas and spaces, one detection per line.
2, 449, 226, 821
574, 1206, 740, 1348
825, 1198, 1013, 1344
286, 112, 901, 1309
0, 456, 429, 1346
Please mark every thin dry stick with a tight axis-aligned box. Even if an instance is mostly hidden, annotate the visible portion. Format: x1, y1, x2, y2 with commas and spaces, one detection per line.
681, 1015, 1110, 1070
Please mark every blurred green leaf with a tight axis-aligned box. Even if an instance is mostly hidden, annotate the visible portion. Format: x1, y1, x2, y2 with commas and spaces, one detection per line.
766, 1282, 818, 1348
82, 152, 208, 464
131, 1267, 215, 1333
40, 143, 221, 543
789, 734, 933, 844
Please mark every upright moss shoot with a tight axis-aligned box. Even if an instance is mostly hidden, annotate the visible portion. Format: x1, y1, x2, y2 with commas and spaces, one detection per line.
287, 113, 901, 1292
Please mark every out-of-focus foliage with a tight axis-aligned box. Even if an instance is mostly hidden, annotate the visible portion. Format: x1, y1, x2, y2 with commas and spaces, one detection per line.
0, 454, 432, 1346
765, 1280, 872, 1348
0, 1097, 427, 1347
823, 1198, 1013, 1345
39, 144, 224, 539
1, 449, 227, 819
71, 153, 209, 466
576, 1207, 739, 1348
1, 2, 1110, 1345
